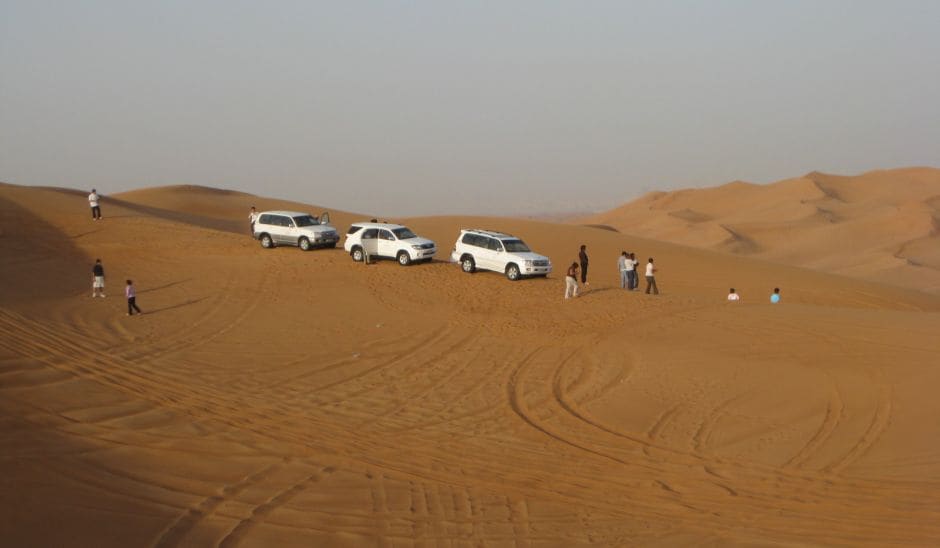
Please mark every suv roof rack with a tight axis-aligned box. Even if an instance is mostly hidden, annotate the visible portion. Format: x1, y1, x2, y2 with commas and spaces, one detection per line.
465, 228, 514, 238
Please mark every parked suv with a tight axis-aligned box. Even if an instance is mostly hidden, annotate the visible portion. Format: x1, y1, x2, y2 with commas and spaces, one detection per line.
450, 229, 552, 280
254, 210, 339, 250
344, 222, 436, 265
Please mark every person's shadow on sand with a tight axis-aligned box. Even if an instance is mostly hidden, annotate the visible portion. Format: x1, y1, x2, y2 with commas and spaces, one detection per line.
138, 279, 192, 294
145, 297, 206, 315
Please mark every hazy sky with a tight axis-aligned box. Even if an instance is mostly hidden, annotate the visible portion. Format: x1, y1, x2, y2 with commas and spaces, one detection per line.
2, 1, 938, 216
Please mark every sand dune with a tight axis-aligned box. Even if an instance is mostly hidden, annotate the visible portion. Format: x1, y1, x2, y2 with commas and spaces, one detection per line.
2, 181, 940, 546
582, 167, 940, 294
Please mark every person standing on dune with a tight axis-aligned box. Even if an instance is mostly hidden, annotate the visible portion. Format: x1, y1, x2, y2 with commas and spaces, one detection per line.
88, 189, 102, 220
249, 206, 259, 236
579, 245, 589, 286
126, 280, 142, 316
645, 257, 659, 295
91, 259, 105, 298
629, 252, 639, 290
727, 288, 740, 301
618, 251, 629, 289
565, 262, 580, 299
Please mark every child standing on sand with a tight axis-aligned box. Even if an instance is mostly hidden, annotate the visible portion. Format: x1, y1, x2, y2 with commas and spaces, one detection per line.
126, 280, 142, 316
727, 288, 740, 301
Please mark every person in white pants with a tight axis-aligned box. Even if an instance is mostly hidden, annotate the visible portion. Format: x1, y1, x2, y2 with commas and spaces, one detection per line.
565, 262, 580, 299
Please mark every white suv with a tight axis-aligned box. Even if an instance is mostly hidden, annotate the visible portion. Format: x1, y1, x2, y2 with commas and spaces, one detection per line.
450, 229, 552, 280
254, 210, 339, 250
344, 222, 437, 265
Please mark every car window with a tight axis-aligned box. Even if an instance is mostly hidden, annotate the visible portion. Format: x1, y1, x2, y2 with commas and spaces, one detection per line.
280, 216, 295, 228
379, 229, 395, 241
258, 214, 275, 225
292, 215, 319, 227
392, 227, 417, 239
487, 238, 503, 251
347, 225, 363, 235
361, 228, 378, 239
502, 239, 531, 252
462, 233, 484, 248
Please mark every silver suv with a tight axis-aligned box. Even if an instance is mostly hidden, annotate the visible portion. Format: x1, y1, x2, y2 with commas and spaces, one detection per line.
450, 229, 552, 281
254, 210, 339, 250
344, 222, 436, 265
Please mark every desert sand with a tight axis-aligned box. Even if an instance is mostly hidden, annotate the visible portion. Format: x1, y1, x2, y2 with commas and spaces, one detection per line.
2, 181, 939, 546
581, 168, 940, 295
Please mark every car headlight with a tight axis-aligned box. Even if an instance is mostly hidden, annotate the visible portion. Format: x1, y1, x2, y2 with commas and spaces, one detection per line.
524, 260, 534, 266
412, 245, 423, 250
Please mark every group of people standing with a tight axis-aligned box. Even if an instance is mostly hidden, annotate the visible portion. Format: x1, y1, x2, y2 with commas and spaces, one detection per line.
85, 190, 143, 316
617, 251, 657, 294
565, 245, 659, 299
562, 244, 786, 304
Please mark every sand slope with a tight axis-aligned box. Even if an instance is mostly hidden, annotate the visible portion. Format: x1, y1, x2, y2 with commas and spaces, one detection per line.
582, 167, 940, 294
2, 182, 940, 546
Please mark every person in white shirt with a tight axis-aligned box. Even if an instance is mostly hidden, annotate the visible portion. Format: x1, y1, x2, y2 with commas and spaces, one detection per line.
727, 288, 740, 301
88, 189, 102, 220
618, 251, 629, 289
249, 206, 259, 235
629, 252, 639, 290
645, 257, 659, 295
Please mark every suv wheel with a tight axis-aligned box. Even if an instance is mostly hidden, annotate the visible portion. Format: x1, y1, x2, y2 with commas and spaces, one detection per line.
260, 234, 274, 248
299, 237, 311, 251
397, 251, 411, 266
351, 246, 364, 262
506, 263, 521, 281
461, 255, 475, 273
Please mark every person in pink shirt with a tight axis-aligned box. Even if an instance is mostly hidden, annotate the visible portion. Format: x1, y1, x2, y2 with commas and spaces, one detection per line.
125, 279, 142, 316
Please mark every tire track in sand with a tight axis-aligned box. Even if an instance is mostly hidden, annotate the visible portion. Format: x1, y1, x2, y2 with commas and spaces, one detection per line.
217, 467, 333, 548
153, 463, 283, 548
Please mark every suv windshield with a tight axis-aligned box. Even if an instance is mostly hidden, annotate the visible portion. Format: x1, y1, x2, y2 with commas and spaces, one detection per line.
292, 215, 320, 227
502, 239, 531, 253
392, 227, 417, 240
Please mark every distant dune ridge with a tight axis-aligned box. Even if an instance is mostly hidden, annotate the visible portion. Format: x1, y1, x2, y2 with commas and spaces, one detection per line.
2, 179, 940, 546
581, 167, 940, 294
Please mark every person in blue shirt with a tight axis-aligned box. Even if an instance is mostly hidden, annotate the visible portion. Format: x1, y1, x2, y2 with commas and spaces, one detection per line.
770, 287, 781, 303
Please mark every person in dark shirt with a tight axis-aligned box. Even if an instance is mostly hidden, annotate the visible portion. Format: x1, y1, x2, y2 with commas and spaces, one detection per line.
91, 259, 105, 298
578, 244, 589, 285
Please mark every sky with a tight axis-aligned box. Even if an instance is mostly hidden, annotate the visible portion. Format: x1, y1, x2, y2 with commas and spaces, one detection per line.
1, 1, 938, 217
